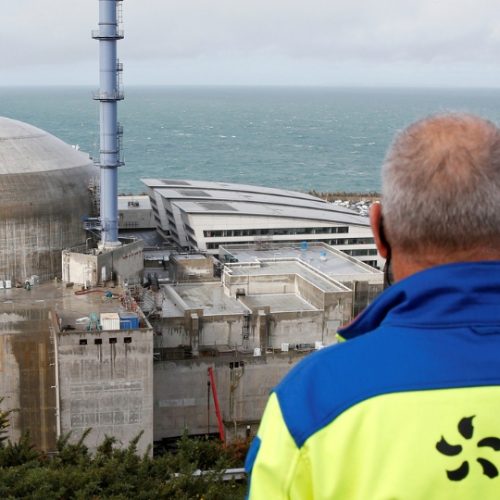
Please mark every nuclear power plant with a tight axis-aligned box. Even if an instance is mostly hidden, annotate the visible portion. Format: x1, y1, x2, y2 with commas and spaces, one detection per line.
0, 0, 383, 456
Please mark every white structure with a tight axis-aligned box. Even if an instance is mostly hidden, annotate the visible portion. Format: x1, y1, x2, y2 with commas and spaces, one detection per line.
220, 242, 384, 316
142, 179, 380, 268
156, 258, 353, 355
118, 195, 156, 229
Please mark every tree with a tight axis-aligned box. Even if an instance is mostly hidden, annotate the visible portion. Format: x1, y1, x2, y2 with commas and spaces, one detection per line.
0, 408, 247, 499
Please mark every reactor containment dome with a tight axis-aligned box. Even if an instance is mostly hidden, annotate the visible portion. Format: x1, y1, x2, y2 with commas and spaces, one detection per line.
0, 117, 96, 283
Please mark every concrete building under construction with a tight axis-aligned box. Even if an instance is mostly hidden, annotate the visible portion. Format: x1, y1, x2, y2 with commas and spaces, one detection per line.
0, 0, 387, 455
0, 117, 95, 284
147, 243, 383, 442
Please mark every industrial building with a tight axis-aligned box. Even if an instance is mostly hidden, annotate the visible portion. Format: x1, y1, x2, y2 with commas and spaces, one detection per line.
142, 179, 380, 268
220, 242, 384, 316
0, 1, 155, 457
148, 242, 383, 441
0, 282, 153, 456
0, 0, 387, 456
0, 117, 95, 284
151, 257, 353, 440
118, 195, 156, 230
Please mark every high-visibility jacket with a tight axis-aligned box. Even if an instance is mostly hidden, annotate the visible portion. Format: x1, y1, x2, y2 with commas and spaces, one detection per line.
246, 262, 500, 499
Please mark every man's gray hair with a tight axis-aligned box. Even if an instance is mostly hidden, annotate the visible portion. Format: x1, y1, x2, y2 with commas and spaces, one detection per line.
382, 113, 500, 253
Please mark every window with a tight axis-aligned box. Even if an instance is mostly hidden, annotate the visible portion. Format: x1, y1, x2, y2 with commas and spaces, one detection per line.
95, 338, 102, 345
109, 338, 117, 344
79, 339, 87, 345
124, 337, 132, 344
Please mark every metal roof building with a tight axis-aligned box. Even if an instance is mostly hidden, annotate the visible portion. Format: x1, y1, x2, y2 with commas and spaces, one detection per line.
142, 178, 380, 268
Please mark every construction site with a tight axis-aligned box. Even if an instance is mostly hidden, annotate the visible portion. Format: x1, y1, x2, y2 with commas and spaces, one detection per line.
0, 0, 384, 455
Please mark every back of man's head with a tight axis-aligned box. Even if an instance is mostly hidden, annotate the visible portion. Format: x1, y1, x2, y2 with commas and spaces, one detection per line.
382, 113, 500, 260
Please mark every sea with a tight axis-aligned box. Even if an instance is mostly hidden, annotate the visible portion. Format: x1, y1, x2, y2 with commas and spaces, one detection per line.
2, 86, 500, 195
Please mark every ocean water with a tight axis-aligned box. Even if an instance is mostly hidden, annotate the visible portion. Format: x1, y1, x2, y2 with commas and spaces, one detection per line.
2, 86, 500, 194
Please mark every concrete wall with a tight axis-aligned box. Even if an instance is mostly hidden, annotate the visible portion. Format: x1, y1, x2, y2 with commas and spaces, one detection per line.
153, 353, 307, 442
62, 240, 144, 287
0, 166, 93, 284
169, 255, 214, 283
155, 315, 245, 351
295, 274, 325, 309
97, 240, 144, 286
62, 250, 98, 287
0, 304, 57, 451
341, 280, 384, 317
155, 318, 190, 349
268, 311, 324, 348
224, 272, 296, 297
57, 327, 153, 456
198, 315, 245, 348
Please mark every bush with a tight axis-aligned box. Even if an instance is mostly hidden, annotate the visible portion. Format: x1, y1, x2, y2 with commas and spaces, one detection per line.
0, 423, 247, 499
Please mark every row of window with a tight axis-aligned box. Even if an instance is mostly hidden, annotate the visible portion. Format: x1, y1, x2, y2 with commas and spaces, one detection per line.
203, 226, 349, 238
120, 221, 141, 228
205, 237, 375, 250
343, 249, 378, 257
80, 337, 132, 346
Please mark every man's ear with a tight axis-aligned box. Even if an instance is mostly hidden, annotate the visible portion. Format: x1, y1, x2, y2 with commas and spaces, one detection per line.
370, 202, 390, 259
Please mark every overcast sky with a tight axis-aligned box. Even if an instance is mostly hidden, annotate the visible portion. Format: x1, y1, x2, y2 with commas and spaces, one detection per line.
3, 0, 500, 87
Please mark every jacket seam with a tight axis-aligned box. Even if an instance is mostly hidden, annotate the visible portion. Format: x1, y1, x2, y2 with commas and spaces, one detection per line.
293, 378, 500, 448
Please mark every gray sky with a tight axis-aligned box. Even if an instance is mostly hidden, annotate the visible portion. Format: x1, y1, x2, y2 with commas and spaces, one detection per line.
3, 0, 500, 87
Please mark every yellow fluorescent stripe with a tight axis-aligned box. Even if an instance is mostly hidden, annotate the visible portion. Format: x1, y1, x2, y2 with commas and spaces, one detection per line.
250, 386, 500, 500
248, 393, 302, 499
304, 386, 500, 500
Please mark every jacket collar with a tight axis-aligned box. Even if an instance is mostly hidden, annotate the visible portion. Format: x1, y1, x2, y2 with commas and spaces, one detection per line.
339, 261, 500, 340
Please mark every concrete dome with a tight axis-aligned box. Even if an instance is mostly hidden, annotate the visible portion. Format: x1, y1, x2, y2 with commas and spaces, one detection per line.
0, 117, 97, 282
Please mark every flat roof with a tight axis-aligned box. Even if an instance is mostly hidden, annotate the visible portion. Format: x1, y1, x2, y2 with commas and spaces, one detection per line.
148, 187, 358, 217
165, 283, 249, 316
226, 261, 349, 293
170, 199, 368, 226
119, 229, 166, 248
142, 178, 370, 227
240, 293, 318, 313
142, 178, 325, 203
172, 253, 210, 261
0, 282, 148, 333
223, 244, 382, 278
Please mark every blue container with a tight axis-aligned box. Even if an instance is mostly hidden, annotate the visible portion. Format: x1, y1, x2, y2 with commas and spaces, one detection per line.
119, 312, 140, 330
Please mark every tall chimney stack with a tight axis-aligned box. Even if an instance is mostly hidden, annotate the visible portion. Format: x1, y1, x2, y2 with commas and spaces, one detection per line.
92, 0, 124, 248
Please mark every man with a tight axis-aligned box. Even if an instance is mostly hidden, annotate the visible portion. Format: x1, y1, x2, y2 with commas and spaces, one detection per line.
246, 113, 500, 499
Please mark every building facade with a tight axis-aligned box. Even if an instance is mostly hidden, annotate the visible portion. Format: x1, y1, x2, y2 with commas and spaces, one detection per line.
142, 179, 380, 268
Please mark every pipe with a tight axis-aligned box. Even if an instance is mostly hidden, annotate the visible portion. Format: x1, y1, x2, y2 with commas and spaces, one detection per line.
51, 323, 61, 439
208, 367, 225, 443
